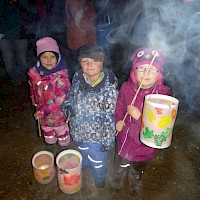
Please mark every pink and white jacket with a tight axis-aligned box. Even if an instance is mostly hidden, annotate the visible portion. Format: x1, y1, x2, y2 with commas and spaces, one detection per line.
28, 60, 71, 127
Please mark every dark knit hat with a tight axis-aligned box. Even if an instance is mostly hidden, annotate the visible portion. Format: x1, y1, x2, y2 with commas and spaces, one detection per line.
78, 44, 105, 62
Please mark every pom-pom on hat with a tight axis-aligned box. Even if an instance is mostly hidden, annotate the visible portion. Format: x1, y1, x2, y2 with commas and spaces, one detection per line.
130, 48, 165, 85
36, 37, 60, 56
78, 44, 105, 62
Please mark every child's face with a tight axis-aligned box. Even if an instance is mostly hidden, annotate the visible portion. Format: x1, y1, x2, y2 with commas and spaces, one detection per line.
135, 64, 159, 89
80, 58, 103, 81
40, 52, 57, 70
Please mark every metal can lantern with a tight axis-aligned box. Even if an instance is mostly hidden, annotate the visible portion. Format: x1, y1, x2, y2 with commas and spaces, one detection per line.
140, 94, 179, 149
56, 149, 82, 194
32, 150, 55, 184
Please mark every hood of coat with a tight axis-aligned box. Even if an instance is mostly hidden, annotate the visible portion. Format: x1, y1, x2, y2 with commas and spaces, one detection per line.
78, 67, 118, 93
127, 78, 170, 96
34, 59, 67, 77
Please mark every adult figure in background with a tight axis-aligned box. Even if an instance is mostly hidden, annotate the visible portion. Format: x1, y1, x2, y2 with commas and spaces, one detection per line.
0, 0, 36, 87
35, 0, 47, 21
65, 0, 97, 79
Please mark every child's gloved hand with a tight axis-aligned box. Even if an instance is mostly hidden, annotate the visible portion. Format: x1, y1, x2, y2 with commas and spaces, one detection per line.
116, 120, 125, 133
34, 111, 42, 120
127, 105, 141, 120
64, 105, 74, 117
100, 145, 109, 152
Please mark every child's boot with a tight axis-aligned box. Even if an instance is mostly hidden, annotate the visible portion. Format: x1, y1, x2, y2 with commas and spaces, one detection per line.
128, 163, 144, 196
95, 178, 105, 188
110, 156, 130, 192
128, 167, 139, 195
57, 133, 70, 155
110, 165, 128, 192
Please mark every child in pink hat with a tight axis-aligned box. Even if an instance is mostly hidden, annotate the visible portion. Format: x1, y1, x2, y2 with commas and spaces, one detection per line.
28, 37, 71, 154
111, 48, 170, 195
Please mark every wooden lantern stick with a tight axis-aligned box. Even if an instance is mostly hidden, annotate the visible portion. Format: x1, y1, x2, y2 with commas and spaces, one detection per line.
37, 119, 42, 137
116, 53, 157, 136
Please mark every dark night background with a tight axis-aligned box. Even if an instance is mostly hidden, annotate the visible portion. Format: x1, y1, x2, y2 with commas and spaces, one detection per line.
0, 1, 200, 199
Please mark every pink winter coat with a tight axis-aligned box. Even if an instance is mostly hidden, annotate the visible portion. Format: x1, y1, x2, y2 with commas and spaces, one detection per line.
114, 79, 170, 162
28, 65, 71, 127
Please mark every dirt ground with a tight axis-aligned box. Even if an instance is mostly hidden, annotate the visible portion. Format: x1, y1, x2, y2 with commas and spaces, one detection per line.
0, 75, 200, 200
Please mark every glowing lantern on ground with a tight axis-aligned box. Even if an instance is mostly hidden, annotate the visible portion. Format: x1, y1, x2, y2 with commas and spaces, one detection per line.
32, 150, 55, 184
56, 149, 82, 194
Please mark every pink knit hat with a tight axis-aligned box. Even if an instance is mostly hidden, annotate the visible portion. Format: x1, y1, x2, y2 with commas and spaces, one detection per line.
36, 37, 60, 56
130, 48, 164, 85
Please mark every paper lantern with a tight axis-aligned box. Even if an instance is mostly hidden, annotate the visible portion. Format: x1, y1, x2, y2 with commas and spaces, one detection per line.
32, 150, 55, 184
56, 149, 82, 194
140, 94, 179, 149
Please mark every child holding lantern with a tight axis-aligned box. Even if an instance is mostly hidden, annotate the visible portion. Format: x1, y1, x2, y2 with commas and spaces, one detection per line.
111, 48, 170, 195
62, 44, 118, 188
28, 37, 71, 154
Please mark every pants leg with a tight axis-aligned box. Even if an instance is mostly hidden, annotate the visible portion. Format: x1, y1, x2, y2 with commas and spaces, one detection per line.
56, 124, 70, 147
77, 142, 108, 179
0, 39, 18, 85
88, 143, 108, 179
76, 142, 90, 167
110, 154, 130, 191
70, 49, 80, 77
41, 126, 57, 144
14, 39, 28, 82
128, 162, 146, 195
0, 39, 28, 85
